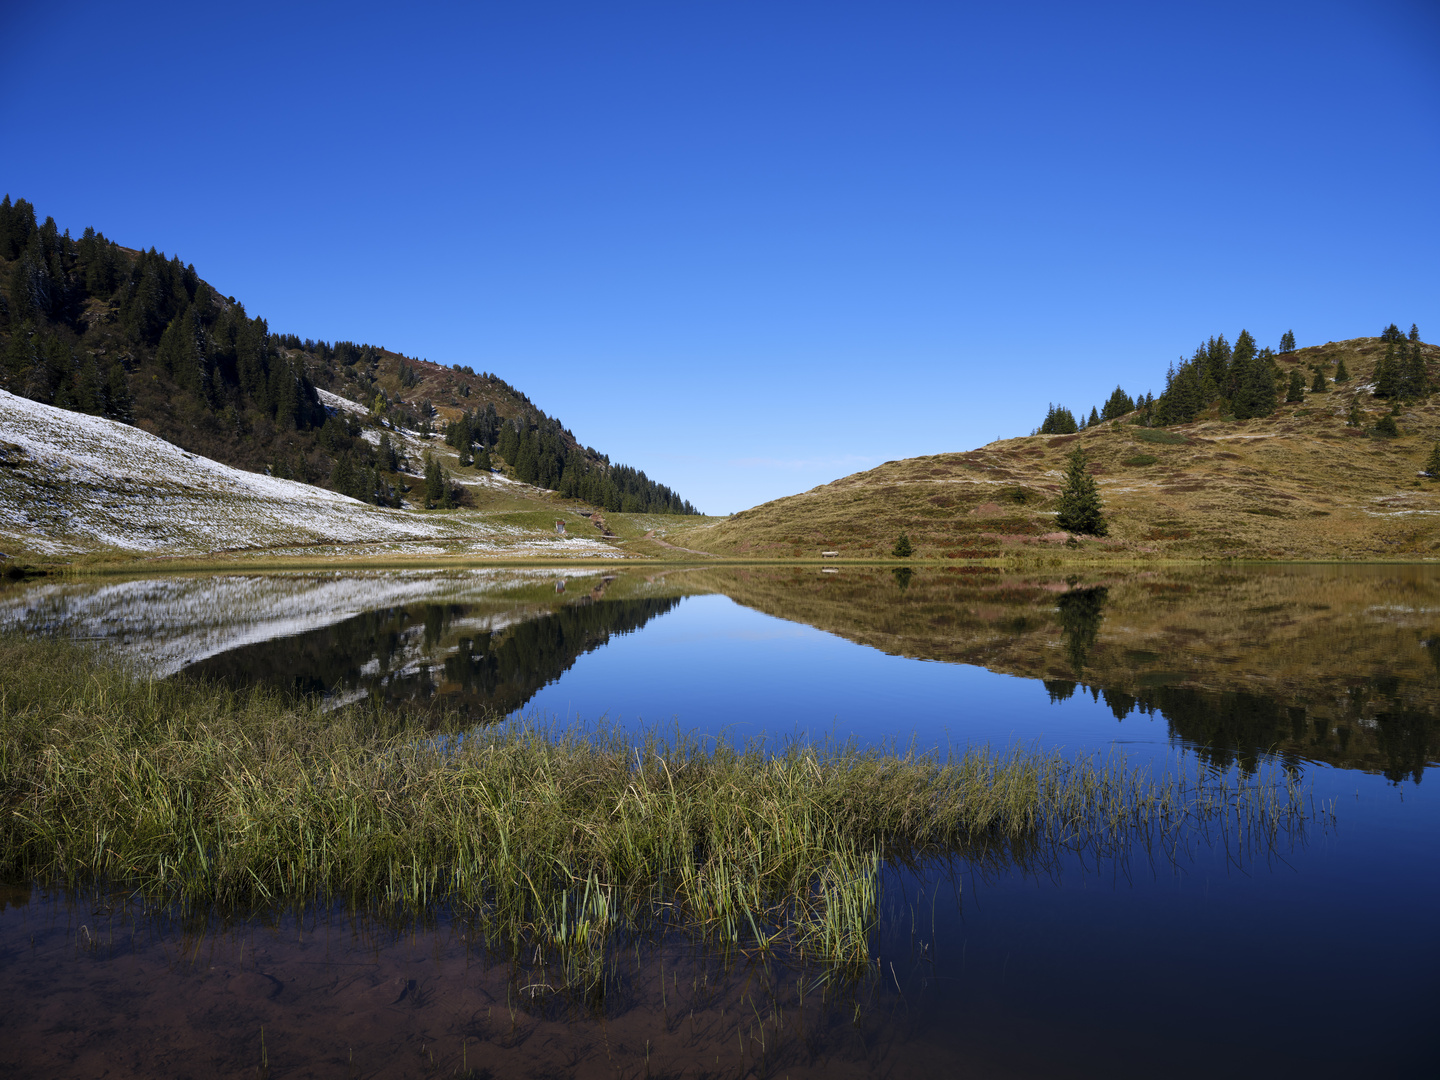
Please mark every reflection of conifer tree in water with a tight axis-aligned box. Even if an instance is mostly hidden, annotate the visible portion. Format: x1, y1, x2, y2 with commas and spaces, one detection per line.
1102, 687, 1136, 720
1043, 679, 1077, 702
1372, 709, 1435, 785
892, 567, 913, 590
1056, 586, 1108, 672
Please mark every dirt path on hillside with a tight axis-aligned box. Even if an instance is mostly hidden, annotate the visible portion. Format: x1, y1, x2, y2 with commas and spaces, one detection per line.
641, 530, 718, 557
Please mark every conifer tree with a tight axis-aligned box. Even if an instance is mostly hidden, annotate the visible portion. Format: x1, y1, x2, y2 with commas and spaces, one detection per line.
423, 451, 444, 508
1410, 324, 1421, 343
1280, 330, 1296, 353
3, 321, 37, 391
1055, 446, 1108, 536
106, 361, 131, 419
1286, 370, 1305, 403
1375, 343, 1400, 398
1374, 414, 1399, 438
892, 533, 913, 558
475, 444, 492, 471
1310, 368, 1327, 393
1424, 442, 1440, 479
1402, 342, 1428, 399
1087, 406, 1100, 427
1334, 356, 1350, 383
1233, 353, 1278, 419
377, 432, 398, 472
330, 453, 356, 498
1381, 323, 1405, 344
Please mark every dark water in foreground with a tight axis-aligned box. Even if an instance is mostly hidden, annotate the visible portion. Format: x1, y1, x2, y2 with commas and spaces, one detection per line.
1, 564, 1437, 1077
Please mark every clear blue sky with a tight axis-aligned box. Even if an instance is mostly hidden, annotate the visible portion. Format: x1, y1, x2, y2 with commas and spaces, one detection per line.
5, 0, 1437, 514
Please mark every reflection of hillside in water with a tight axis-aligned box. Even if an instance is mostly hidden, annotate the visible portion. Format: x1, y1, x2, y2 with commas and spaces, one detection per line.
185, 595, 684, 721
698, 565, 1440, 782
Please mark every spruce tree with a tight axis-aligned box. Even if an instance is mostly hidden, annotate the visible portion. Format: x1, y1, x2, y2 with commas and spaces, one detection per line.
1375, 343, 1399, 398
475, 444, 493, 471
1087, 406, 1100, 427
1402, 342, 1428, 398
1410, 323, 1421, 343
1374, 414, 1399, 438
1310, 368, 1327, 393
1286, 370, 1305, 403
892, 533, 913, 558
1055, 446, 1108, 536
1424, 442, 1440, 479
1334, 356, 1350, 383
1280, 330, 1296, 353
1233, 354, 1278, 419
423, 451, 444, 508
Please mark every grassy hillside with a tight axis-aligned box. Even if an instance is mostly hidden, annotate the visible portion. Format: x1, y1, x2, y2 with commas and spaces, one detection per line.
681, 336, 1440, 561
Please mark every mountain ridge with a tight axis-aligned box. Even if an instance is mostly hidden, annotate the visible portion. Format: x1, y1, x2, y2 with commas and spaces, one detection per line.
0, 195, 698, 516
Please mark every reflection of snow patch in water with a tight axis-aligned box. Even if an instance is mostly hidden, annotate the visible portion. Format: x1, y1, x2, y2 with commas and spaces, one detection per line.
0, 567, 607, 677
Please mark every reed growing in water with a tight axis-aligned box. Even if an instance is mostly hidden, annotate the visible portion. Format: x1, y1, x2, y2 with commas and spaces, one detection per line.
0, 636, 1308, 983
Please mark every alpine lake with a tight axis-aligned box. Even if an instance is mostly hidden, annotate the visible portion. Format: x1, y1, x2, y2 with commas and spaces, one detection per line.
0, 562, 1435, 1079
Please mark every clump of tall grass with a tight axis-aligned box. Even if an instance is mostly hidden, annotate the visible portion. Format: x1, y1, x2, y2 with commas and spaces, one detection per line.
0, 636, 1308, 983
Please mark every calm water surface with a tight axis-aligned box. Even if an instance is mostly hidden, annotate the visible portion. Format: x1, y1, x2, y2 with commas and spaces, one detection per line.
1, 564, 1436, 1077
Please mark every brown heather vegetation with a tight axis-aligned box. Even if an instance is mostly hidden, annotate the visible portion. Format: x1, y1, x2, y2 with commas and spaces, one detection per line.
676, 337, 1440, 562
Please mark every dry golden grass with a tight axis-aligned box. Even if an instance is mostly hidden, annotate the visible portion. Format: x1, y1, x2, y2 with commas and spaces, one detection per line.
678, 337, 1440, 562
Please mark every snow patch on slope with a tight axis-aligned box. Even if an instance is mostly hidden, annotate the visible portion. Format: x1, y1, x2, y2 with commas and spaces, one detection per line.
0, 390, 623, 558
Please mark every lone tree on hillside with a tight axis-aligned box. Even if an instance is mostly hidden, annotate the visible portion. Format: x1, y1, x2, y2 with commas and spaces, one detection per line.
1311, 368, 1327, 393
1055, 446, 1108, 536
1286, 370, 1306, 403
1334, 356, 1350, 382
1424, 442, 1440, 479
892, 533, 913, 558
1280, 330, 1296, 353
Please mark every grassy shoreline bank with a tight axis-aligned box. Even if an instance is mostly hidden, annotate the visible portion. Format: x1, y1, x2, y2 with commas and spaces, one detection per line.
0, 637, 1311, 981
13, 552, 1440, 582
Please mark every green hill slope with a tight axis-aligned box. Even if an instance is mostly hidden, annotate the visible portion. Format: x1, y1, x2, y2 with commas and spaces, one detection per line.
681, 336, 1440, 561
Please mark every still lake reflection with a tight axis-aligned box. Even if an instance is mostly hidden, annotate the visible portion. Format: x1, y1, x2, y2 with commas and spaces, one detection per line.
1, 564, 1436, 1077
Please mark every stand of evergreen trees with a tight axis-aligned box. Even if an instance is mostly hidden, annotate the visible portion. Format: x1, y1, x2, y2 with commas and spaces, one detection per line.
1039, 324, 1429, 437
444, 408, 698, 514
1155, 330, 1282, 424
